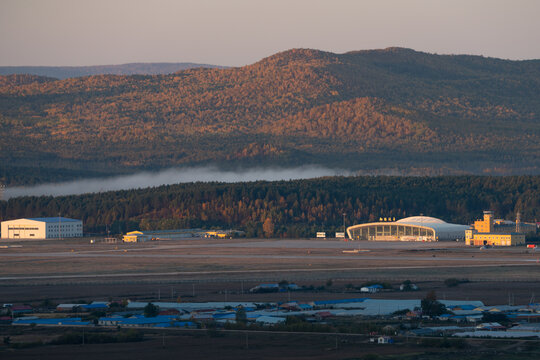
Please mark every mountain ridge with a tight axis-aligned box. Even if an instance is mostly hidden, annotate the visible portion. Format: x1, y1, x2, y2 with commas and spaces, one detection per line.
0, 62, 227, 79
0, 47, 539, 185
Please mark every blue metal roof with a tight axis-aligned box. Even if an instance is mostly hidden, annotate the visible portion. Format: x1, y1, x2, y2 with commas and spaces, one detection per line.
213, 313, 236, 319
26, 217, 80, 223
13, 317, 90, 325
100, 315, 177, 325
81, 303, 109, 309
258, 284, 279, 288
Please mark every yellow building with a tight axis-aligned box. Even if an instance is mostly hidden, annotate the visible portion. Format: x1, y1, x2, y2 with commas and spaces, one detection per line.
465, 211, 526, 246
122, 231, 148, 243
473, 211, 494, 233
204, 231, 231, 239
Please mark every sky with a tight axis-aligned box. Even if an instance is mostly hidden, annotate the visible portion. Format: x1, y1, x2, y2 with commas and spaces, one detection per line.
1, 0, 539, 67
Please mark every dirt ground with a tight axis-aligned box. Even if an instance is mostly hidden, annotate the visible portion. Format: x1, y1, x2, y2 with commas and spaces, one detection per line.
2, 238, 540, 359
1, 238, 539, 305
2, 327, 540, 360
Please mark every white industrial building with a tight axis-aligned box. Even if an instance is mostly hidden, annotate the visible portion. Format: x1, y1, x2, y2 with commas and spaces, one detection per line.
347, 216, 469, 242
1, 217, 83, 240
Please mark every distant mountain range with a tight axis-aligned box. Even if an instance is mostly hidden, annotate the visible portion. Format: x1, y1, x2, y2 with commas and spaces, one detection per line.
1, 47, 539, 185
0, 62, 227, 79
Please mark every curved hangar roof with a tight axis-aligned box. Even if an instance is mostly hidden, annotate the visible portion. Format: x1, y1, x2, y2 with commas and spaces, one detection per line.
347, 216, 469, 241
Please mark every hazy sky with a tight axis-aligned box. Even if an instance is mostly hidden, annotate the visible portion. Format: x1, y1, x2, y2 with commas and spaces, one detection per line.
1, 0, 539, 67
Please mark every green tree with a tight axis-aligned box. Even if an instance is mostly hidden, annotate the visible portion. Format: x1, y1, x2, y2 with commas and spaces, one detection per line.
143, 303, 159, 317
235, 306, 247, 324
421, 291, 446, 317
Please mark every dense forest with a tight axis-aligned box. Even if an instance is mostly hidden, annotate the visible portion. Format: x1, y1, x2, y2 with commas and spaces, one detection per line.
1, 48, 540, 186
0, 176, 538, 237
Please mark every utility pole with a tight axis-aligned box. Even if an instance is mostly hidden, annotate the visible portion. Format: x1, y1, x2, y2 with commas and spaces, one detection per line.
343, 213, 346, 235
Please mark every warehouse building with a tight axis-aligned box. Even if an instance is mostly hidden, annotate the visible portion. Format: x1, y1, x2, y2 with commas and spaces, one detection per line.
1, 217, 83, 240
346, 216, 469, 242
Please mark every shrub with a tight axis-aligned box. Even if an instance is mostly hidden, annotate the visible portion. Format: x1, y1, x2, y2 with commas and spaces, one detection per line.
444, 278, 470, 287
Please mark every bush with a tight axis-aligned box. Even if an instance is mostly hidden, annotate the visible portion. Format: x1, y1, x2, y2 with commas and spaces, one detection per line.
391, 309, 410, 316
444, 278, 470, 287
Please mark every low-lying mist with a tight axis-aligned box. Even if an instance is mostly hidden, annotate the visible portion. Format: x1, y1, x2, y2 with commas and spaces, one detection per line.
3, 165, 351, 199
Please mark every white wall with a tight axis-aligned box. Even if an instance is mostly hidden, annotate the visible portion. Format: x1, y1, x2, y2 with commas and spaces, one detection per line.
46, 220, 83, 238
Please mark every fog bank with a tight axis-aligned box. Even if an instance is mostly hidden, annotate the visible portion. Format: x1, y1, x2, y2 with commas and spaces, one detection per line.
4, 165, 350, 199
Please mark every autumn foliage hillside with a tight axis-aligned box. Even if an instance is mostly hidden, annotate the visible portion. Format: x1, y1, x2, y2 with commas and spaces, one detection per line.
1, 47, 540, 184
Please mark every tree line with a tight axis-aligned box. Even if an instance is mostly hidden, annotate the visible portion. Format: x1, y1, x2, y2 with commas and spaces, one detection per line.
0, 176, 538, 238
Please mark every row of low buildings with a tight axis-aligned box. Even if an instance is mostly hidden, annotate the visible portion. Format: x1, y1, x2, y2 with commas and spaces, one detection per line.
0, 210, 536, 246
122, 229, 245, 242
8, 297, 540, 339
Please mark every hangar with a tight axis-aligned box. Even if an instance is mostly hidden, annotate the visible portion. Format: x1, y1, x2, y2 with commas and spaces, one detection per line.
1, 217, 83, 240
346, 216, 469, 242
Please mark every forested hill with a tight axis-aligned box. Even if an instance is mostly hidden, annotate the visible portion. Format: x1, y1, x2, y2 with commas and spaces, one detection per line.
0, 62, 226, 79
1, 47, 540, 185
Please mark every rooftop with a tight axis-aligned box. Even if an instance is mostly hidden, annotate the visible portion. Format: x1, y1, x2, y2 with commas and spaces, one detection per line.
396, 216, 447, 224
26, 217, 80, 223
